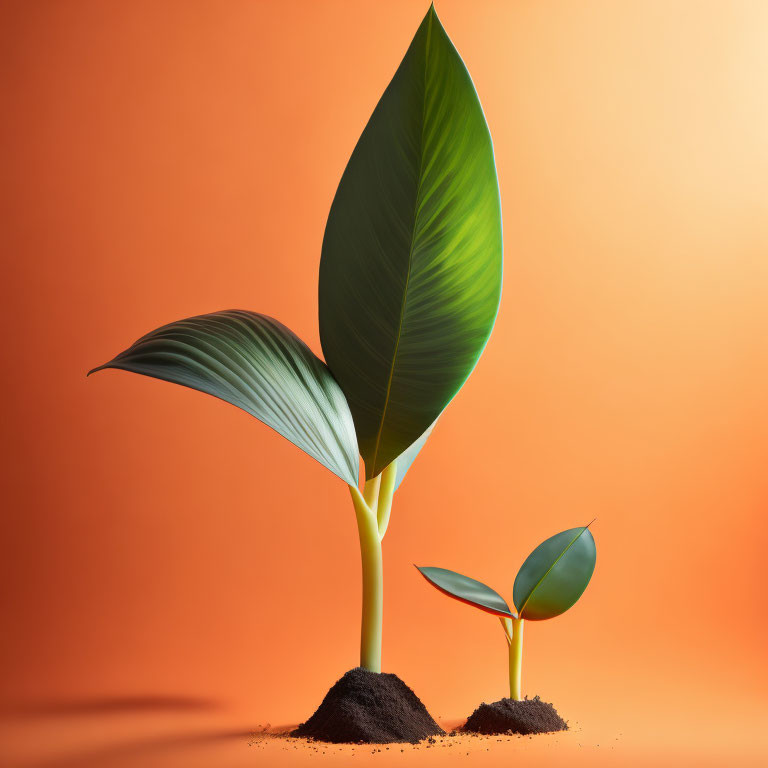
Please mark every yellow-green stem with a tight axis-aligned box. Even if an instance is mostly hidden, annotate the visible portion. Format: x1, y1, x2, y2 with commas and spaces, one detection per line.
376, 460, 397, 538
349, 482, 384, 672
363, 474, 381, 509
508, 617, 524, 700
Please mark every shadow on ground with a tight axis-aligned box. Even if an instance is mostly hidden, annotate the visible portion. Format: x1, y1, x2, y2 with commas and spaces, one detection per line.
3, 695, 221, 718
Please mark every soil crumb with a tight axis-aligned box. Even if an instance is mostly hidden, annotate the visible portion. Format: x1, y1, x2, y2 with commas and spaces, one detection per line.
462, 696, 567, 735
292, 668, 444, 744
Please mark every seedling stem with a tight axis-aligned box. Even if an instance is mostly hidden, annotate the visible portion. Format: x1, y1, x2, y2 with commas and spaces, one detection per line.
509, 617, 524, 700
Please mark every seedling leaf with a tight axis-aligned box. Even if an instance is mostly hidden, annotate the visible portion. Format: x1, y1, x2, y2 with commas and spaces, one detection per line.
416, 565, 515, 618
513, 526, 596, 621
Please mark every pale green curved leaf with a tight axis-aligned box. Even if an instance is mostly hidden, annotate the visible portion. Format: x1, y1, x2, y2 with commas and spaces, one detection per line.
88, 310, 359, 485
416, 566, 514, 618
319, 5, 503, 479
513, 526, 596, 621
394, 420, 437, 491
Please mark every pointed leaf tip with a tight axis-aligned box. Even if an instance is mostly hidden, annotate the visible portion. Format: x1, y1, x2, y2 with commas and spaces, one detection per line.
87, 362, 109, 377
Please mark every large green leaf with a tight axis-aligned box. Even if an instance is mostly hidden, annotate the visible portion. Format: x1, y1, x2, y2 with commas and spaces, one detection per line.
416, 566, 514, 618
393, 420, 436, 491
319, 5, 503, 479
513, 527, 596, 621
88, 310, 360, 485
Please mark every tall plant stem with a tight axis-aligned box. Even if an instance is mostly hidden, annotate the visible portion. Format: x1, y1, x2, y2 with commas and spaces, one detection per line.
348, 462, 396, 673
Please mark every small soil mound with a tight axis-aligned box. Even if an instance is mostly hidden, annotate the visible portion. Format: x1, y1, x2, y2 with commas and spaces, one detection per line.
463, 696, 567, 735
292, 668, 444, 744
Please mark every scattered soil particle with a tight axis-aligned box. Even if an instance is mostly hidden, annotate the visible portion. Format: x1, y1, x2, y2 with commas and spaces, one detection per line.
462, 696, 567, 735
292, 668, 445, 744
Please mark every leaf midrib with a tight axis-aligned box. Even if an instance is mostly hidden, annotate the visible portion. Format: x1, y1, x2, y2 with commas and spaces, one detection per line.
369, 10, 434, 476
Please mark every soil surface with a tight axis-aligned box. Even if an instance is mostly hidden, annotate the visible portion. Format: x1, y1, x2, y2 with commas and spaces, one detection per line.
462, 696, 568, 735
292, 668, 445, 744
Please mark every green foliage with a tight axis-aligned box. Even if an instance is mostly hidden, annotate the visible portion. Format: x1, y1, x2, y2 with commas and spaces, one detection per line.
416, 566, 514, 618
319, 5, 503, 479
513, 526, 596, 621
90, 6, 500, 491
418, 525, 596, 621
88, 311, 359, 485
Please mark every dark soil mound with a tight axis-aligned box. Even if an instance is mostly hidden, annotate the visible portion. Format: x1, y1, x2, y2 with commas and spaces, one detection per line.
463, 696, 567, 735
292, 668, 444, 744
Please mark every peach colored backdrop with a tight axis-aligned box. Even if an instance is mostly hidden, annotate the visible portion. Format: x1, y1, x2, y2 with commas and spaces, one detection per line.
2, 1, 767, 766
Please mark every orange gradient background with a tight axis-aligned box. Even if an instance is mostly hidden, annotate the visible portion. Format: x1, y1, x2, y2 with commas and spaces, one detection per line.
2, 1, 768, 766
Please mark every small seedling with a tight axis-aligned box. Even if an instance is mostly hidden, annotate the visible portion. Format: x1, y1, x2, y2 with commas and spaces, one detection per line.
417, 525, 596, 700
